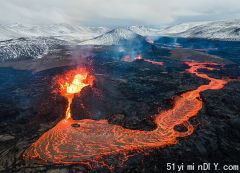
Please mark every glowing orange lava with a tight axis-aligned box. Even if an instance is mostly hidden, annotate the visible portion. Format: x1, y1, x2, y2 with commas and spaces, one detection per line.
121, 55, 133, 62
146, 37, 154, 44
121, 54, 164, 66
134, 54, 164, 66
136, 54, 143, 60
144, 59, 164, 66
56, 68, 95, 119
24, 62, 234, 168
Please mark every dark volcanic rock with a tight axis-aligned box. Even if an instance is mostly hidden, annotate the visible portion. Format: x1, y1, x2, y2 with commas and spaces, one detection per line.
0, 67, 69, 172
169, 49, 235, 64
108, 113, 125, 126
201, 81, 240, 119
71, 123, 80, 127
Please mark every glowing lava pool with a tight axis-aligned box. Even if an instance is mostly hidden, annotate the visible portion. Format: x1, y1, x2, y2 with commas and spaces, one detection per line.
23, 62, 234, 167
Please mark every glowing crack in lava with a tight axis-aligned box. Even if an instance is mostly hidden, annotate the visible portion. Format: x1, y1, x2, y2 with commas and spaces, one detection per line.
24, 62, 234, 167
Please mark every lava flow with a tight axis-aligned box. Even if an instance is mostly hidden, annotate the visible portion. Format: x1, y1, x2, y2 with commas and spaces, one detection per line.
24, 62, 233, 167
143, 59, 164, 66
135, 54, 164, 66
121, 54, 164, 66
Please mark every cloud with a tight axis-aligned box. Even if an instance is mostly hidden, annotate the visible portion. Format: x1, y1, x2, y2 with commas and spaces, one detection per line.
0, 0, 240, 26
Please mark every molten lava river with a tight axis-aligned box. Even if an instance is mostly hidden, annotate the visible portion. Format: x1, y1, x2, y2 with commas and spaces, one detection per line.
23, 62, 234, 167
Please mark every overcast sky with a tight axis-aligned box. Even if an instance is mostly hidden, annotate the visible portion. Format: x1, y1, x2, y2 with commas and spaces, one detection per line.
1, 0, 240, 27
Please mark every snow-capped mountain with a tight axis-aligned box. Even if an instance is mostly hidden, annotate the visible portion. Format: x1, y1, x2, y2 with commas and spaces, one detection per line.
8, 23, 110, 37
158, 22, 210, 35
73, 24, 110, 36
0, 25, 26, 41
158, 20, 240, 41
0, 23, 111, 61
0, 37, 69, 62
78, 28, 145, 45
1, 19, 240, 61
77, 19, 240, 45
1, 19, 240, 43
8, 23, 79, 36
128, 25, 157, 36
0, 23, 110, 42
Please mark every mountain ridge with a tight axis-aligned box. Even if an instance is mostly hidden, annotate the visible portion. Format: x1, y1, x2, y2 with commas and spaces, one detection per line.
1, 19, 240, 44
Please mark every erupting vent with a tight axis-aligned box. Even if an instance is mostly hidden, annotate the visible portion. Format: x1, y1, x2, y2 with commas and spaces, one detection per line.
56, 68, 95, 119
136, 54, 143, 60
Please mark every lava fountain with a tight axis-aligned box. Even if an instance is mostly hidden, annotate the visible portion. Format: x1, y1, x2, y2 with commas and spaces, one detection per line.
136, 54, 143, 60
56, 68, 95, 119
24, 62, 234, 168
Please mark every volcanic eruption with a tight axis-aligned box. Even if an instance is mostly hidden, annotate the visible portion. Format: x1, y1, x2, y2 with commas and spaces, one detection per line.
23, 61, 236, 169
